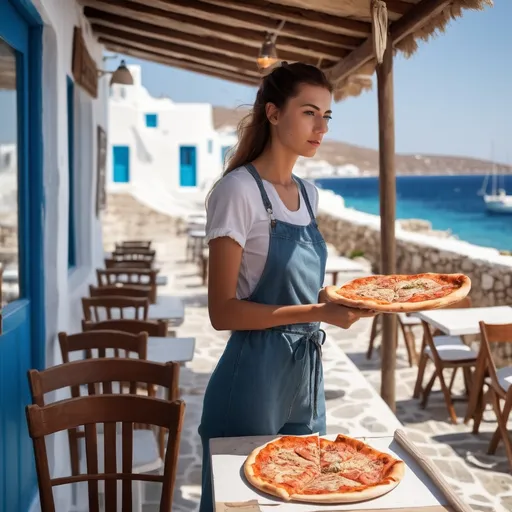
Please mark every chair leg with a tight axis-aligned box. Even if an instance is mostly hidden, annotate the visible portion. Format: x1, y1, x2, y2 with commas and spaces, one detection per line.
367, 315, 380, 360
413, 353, 428, 399
472, 387, 490, 435
488, 390, 512, 467
438, 368, 459, 424
403, 327, 418, 367
421, 371, 437, 409
448, 367, 459, 393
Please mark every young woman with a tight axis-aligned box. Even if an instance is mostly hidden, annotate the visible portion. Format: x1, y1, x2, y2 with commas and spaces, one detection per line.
198, 62, 374, 511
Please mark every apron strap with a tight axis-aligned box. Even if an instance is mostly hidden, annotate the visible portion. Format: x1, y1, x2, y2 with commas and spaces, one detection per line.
245, 163, 274, 213
294, 176, 316, 223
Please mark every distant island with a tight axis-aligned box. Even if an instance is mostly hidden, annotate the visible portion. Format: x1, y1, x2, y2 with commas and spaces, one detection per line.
213, 107, 512, 176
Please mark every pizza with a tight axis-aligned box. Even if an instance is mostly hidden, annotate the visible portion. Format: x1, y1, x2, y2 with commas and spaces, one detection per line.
244, 434, 405, 504
324, 273, 471, 313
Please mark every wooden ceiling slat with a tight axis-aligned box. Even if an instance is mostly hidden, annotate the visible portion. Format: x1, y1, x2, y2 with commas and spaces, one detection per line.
100, 40, 260, 87
201, 0, 373, 35
325, 0, 452, 83
125, 0, 363, 48
87, 10, 337, 67
92, 25, 260, 77
81, 1, 348, 60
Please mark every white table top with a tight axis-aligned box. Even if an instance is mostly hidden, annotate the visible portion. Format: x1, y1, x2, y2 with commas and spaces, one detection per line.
188, 229, 206, 238
210, 434, 449, 511
147, 336, 195, 363
411, 305, 512, 336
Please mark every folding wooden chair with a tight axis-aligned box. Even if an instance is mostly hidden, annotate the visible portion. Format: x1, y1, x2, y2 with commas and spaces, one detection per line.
82, 296, 150, 322
473, 322, 512, 468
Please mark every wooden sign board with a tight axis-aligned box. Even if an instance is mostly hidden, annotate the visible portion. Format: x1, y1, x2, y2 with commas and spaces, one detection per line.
72, 26, 98, 98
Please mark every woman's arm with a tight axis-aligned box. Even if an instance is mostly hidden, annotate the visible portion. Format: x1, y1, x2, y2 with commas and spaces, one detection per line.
208, 237, 374, 331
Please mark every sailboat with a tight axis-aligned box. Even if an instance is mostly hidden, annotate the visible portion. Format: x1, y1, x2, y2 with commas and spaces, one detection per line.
479, 153, 512, 214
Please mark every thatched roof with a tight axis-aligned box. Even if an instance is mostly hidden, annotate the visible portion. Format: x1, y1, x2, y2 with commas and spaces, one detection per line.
80, 0, 492, 101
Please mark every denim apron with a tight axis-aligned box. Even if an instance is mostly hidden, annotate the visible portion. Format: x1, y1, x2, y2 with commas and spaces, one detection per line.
198, 164, 328, 511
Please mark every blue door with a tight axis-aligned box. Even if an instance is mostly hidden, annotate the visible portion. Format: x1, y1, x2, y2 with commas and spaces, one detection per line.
179, 146, 197, 187
0, 2, 45, 512
113, 145, 130, 182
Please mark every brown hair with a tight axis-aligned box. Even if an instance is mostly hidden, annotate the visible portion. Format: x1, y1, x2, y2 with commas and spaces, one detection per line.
206, 63, 332, 208
223, 62, 332, 175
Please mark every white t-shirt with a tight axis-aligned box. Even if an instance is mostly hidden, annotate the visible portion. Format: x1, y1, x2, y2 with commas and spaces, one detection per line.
205, 166, 319, 299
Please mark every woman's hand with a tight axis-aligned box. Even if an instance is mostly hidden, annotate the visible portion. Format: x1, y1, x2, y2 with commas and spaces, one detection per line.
317, 302, 376, 329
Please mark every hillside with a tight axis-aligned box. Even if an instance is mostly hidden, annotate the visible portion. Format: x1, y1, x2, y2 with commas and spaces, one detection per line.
213, 106, 511, 176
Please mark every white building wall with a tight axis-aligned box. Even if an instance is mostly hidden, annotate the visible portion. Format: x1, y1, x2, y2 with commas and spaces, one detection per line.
31, 1, 107, 510
108, 65, 233, 201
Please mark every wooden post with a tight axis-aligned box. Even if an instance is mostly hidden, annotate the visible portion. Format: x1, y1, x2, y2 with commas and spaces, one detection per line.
377, 34, 397, 412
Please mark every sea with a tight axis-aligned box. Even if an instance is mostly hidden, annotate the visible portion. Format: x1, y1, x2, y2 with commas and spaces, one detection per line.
315, 174, 512, 252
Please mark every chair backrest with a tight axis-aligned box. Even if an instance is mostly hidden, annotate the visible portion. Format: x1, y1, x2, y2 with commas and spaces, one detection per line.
82, 296, 149, 322
82, 318, 168, 337
26, 395, 184, 512
104, 258, 152, 270
89, 284, 152, 300
28, 358, 180, 406
112, 248, 156, 263
116, 240, 152, 250
479, 322, 512, 389
96, 269, 158, 303
58, 330, 148, 363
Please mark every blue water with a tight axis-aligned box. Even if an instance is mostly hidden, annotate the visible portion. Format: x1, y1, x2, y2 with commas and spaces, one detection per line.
316, 175, 512, 251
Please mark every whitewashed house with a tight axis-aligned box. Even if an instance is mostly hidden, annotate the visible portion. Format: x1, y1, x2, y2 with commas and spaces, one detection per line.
108, 65, 236, 196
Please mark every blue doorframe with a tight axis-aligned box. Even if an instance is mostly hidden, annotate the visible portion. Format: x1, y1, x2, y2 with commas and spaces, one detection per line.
0, 2, 44, 512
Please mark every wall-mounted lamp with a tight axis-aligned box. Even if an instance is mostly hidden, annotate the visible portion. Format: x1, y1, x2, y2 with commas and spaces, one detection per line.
98, 59, 134, 86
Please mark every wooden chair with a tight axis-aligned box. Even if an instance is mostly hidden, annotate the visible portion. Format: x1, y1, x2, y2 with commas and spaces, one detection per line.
105, 258, 153, 270
116, 240, 152, 250
367, 313, 421, 367
29, 356, 180, 470
413, 297, 474, 404
112, 248, 156, 263
97, 269, 158, 303
58, 330, 148, 363
82, 296, 149, 322
82, 318, 169, 337
473, 322, 512, 468
89, 284, 153, 300
26, 394, 184, 512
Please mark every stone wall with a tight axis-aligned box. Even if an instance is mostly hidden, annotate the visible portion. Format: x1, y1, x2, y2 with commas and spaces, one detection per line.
102, 193, 185, 251
317, 212, 512, 308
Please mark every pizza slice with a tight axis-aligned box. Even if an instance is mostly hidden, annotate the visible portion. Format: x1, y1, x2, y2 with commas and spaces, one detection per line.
325, 272, 471, 313
244, 435, 321, 501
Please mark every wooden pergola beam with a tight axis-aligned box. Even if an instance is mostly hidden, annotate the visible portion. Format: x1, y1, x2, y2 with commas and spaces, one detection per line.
97, 29, 262, 78
178, 0, 371, 35
325, 0, 453, 83
87, 9, 337, 67
81, 1, 347, 60
125, 0, 363, 49
100, 40, 261, 87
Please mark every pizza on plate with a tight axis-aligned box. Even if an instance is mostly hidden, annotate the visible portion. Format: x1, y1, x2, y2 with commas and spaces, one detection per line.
244, 434, 405, 504
324, 273, 471, 313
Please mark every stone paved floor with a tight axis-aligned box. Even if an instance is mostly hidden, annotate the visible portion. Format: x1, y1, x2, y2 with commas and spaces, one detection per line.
141, 235, 512, 512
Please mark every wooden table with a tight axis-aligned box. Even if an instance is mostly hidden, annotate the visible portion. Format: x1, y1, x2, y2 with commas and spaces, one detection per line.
412, 306, 512, 336
147, 336, 195, 363
210, 432, 469, 512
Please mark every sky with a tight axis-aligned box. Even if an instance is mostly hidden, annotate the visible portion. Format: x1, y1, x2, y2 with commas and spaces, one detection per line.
0, 2, 510, 163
